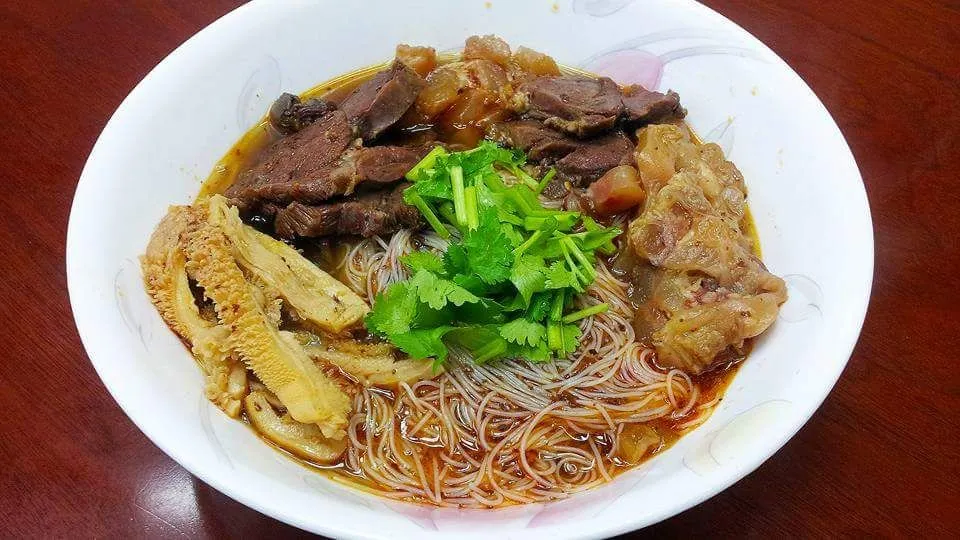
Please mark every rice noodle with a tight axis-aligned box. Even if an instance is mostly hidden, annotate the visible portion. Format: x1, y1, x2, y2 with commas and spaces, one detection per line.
331, 229, 721, 508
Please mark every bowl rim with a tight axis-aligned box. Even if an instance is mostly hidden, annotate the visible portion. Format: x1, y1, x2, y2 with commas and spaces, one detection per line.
66, 1, 874, 538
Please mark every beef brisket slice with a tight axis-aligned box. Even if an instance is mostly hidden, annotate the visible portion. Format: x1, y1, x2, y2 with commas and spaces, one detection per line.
225, 110, 354, 209
274, 183, 423, 239
226, 108, 427, 211
556, 132, 633, 186
515, 75, 687, 137
516, 75, 623, 138
355, 145, 424, 184
488, 119, 633, 188
487, 120, 581, 161
338, 62, 425, 142
621, 87, 686, 125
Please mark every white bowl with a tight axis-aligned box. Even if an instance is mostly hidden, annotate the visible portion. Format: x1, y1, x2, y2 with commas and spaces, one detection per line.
66, 1, 873, 538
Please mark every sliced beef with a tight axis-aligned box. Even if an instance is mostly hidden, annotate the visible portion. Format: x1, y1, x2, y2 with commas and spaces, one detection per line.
226, 108, 428, 211
556, 132, 634, 186
225, 110, 355, 210
487, 120, 581, 161
274, 183, 423, 239
354, 146, 424, 184
337, 61, 424, 142
378, 127, 439, 149
268, 93, 338, 135
487, 120, 634, 193
513, 75, 687, 137
621, 87, 685, 125
514, 76, 623, 138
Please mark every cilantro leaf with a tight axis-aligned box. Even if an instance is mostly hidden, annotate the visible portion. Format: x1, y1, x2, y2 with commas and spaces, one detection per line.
510, 255, 547, 306
501, 223, 525, 247
462, 207, 514, 285
365, 280, 455, 336
413, 304, 455, 329
499, 318, 546, 347
445, 325, 500, 350
544, 261, 578, 290
502, 294, 527, 313
405, 145, 447, 181
452, 298, 505, 325
458, 140, 522, 176
548, 322, 583, 356
452, 273, 496, 296
409, 269, 480, 310
446, 325, 509, 363
508, 341, 553, 363
574, 220, 622, 254
400, 251, 446, 275
365, 282, 417, 336
412, 168, 454, 200
442, 243, 468, 274
390, 326, 454, 362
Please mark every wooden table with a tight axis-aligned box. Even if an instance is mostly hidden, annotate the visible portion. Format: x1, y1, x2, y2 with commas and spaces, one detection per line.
1, 1, 957, 537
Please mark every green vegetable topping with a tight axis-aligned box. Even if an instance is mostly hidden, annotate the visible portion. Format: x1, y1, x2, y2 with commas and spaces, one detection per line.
365, 141, 619, 365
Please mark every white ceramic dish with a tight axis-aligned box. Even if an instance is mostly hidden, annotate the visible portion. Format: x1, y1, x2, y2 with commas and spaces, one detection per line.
66, 0, 873, 538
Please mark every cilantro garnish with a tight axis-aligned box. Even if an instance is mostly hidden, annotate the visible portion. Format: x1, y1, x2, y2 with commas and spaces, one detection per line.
365, 141, 619, 365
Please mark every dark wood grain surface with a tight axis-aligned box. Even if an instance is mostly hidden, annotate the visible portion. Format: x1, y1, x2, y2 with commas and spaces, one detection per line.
1, 1, 957, 537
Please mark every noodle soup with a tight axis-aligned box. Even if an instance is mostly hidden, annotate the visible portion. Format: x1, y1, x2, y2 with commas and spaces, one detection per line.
141, 35, 785, 508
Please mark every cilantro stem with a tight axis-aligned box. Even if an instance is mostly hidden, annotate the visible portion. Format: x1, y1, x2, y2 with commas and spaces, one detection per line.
514, 229, 544, 257
550, 290, 566, 321
547, 321, 559, 350
482, 172, 508, 191
560, 324, 576, 355
515, 186, 541, 210
510, 164, 539, 190
540, 293, 566, 352
524, 214, 577, 232
463, 185, 479, 230
523, 216, 547, 231
547, 320, 566, 352
505, 188, 535, 215
498, 209, 524, 226
474, 339, 508, 363
581, 216, 602, 231
562, 303, 609, 323
405, 145, 446, 181
559, 240, 586, 286
405, 189, 449, 238
451, 165, 467, 227
525, 210, 579, 230
535, 167, 557, 194
522, 215, 557, 233
437, 202, 458, 229
563, 237, 596, 281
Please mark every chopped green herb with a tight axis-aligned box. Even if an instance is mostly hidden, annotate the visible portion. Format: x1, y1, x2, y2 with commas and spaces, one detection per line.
400, 251, 446, 275
510, 255, 546, 306
390, 326, 454, 363
562, 303, 609, 323
499, 318, 547, 347
365, 142, 620, 366
461, 208, 514, 285
409, 269, 480, 310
